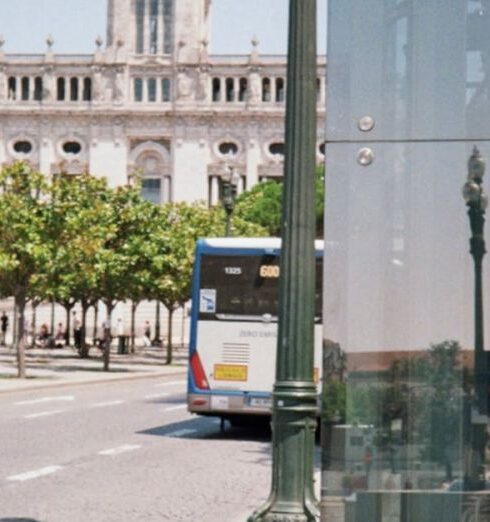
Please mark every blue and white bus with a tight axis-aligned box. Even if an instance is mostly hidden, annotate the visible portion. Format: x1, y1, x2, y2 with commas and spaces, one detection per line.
187, 237, 323, 425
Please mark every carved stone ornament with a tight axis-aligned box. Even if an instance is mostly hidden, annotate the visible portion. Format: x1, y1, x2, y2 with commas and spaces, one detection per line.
177, 70, 194, 101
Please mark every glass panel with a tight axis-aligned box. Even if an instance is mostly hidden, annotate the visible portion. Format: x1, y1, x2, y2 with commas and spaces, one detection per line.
148, 78, 157, 102
70, 77, 78, 101
34, 77, 43, 101
326, 0, 490, 142
135, 0, 145, 54
239, 78, 247, 102
134, 78, 143, 102
161, 78, 171, 101
199, 255, 322, 319
83, 77, 92, 101
21, 77, 29, 101
141, 178, 161, 204
149, 0, 159, 54
163, 0, 173, 55
57, 78, 65, 101
323, 140, 490, 520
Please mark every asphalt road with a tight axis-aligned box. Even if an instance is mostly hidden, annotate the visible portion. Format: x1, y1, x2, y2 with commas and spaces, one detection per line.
0, 376, 273, 521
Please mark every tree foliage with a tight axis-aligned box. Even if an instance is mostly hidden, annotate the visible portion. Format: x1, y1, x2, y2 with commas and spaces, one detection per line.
234, 165, 325, 236
0, 163, 266, 375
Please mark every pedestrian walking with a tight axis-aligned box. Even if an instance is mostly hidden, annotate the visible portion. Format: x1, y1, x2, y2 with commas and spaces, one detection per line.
0, 311, 8, 346
142, 320, 151, 348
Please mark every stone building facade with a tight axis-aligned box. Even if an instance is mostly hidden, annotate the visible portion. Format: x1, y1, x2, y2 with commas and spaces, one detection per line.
0, 0, 326, 205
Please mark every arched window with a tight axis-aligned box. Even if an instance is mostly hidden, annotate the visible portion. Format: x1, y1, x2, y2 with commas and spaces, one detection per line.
162, 78, 171, 101
21, 77, 30, 101
83, 77, 92, 101
276, 78, 285, 102
262, 78, 271, 102
238, 78, 248, 102
8, 77, 16, 100
148, 78, 157, 102
136, 0, 145, 54
57, 78, 66, 101
34, 77, 43, 101
134, 78, 143, 102
212, 78, 221, 102
70, 78, 79, 101
225, 78, 234, 102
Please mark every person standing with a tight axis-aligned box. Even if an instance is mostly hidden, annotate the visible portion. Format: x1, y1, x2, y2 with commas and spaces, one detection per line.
73, 311, 82, 351
0, 311, 8, 346
142, 320, 151, 348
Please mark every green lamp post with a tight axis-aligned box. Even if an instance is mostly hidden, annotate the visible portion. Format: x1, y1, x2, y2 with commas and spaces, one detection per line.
221, 165, 240, 237
249, 1, 319, 520
462, 146, 488, 491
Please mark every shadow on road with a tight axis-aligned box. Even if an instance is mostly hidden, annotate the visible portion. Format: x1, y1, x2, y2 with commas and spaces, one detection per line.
0, 518, 41, 522
137, 417, 271, 442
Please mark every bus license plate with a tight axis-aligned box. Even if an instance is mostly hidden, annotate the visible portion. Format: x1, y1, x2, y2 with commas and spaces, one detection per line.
211, 395, 229, 410
249, 397, 272, 408
214, 364, 248, 381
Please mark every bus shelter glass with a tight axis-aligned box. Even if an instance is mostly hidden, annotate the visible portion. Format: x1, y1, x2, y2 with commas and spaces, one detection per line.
323, 1, 490, 521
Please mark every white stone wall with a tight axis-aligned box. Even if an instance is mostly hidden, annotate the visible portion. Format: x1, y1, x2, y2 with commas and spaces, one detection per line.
173, 139, 209, 203
90, 140, 128, 187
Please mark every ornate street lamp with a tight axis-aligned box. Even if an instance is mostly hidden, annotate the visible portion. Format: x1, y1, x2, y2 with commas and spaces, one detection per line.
462, 146, 488, 491
249, 1, 319, 520
220, 165, 240, 237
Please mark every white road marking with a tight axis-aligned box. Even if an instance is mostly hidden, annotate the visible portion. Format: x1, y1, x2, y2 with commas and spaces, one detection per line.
163, 404, 187, 412
144, 393, 170, 400
154, 380, 186, 388
167, 428, 196, 437
7, 465, 63, 482
15, 395, 75, 406
98, 444, 141, 456
24, 409, 64, 419
91, 400, 125, 408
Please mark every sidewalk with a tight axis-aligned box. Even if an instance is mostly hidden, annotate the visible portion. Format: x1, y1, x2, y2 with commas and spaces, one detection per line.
0, 343, 188, 393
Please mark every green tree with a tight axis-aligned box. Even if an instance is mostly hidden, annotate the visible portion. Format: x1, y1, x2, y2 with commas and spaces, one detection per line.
151, 202, 266, 364
0, 163, 50, 377
235, 165, 325, 236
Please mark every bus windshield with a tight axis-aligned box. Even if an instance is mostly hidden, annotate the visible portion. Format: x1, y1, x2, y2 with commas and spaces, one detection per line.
198, 254, 322, 319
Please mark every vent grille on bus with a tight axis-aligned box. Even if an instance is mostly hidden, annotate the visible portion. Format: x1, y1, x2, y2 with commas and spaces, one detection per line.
222, 343, 250, 364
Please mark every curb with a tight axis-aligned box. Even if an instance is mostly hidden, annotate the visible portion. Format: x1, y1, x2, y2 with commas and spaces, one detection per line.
0, 368, 188, 395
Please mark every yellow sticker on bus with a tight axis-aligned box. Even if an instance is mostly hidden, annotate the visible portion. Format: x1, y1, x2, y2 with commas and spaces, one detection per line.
214, 364, 248, 381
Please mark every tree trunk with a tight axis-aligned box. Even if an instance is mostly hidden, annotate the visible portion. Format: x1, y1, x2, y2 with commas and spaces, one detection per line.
103, 301, 115, 372
130, 301, 138, 354
63, 302, 75, 346
50, 299, 55, 339
166, 306, 174, 365
180, 305, 186, 348
93, 302, 99, 344
30, 302, 37, 349
153, 301, 161, 346
79, 300, 90, 358
12, 305, 18, 348
15, 295, 26, 378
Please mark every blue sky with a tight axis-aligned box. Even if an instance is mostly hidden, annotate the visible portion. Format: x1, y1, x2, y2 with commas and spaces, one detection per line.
0, 0, 327, 55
